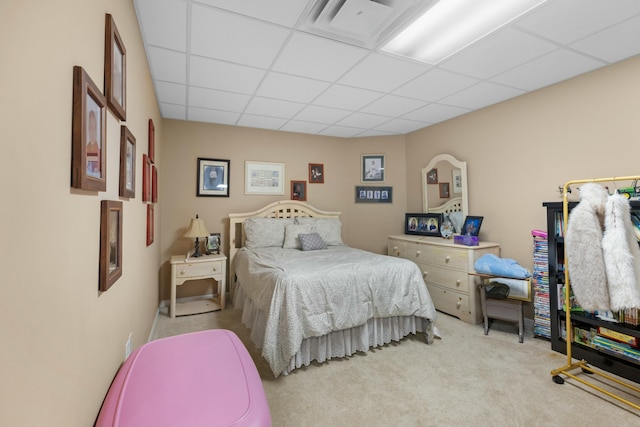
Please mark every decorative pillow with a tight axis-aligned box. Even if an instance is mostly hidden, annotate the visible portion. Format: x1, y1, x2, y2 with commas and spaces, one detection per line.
295, 217, 344, 246
299, 233, 328, 251
283, 223, 312, 249
244, 217, 293, 248
449, 211, 464, 234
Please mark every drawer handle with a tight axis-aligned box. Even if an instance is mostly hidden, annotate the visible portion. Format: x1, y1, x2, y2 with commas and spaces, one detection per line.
416, 250, 421, 256
393, 246, 398, 250
179, 270, 186, 275
422, 270, 428, 278
456, 279, 461, 287
457, 298, 462, 308
445, 255, 451, 262
212, 267, 217, 272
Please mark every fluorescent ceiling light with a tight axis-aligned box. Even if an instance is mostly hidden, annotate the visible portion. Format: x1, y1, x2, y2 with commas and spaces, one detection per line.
382, 0, 548, 64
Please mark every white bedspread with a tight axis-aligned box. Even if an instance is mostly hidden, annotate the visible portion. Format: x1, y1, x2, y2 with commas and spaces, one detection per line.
234, 246, 437, 376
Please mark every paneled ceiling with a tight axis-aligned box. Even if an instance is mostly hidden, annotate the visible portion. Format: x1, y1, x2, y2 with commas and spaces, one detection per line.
133, 0, 640, 138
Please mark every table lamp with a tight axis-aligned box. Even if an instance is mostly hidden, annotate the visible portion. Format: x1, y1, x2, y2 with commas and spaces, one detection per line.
184, 214, 210, 258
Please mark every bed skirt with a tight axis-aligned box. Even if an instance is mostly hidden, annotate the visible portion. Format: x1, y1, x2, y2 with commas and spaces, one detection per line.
233, 282, 435, 376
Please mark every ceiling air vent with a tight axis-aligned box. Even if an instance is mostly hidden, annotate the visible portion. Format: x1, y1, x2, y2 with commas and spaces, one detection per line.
301, 0, 436, 49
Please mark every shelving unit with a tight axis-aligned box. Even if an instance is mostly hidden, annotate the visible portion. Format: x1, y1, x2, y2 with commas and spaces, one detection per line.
532, 230, 550, 339
545, 176, 640, 410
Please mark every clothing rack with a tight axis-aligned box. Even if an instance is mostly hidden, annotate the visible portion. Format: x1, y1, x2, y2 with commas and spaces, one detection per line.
551, 175, 640, 410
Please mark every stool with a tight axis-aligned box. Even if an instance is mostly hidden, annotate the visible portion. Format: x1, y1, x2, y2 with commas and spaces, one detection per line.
480, 284, 525, 343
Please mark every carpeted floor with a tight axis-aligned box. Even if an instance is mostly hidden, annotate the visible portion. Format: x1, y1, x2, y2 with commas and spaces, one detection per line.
152, 307, 640, 426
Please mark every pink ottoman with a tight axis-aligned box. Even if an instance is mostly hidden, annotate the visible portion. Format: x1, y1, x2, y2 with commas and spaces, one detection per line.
96, 329, 271, 427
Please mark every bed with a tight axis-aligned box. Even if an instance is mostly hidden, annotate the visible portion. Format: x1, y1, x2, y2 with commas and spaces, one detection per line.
228, 200, 438, 377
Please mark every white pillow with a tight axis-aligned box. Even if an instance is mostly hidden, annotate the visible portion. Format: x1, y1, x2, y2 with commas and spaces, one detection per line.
295, 217, 344, 246
244, 217, 294, 248
283, 223, 312, 249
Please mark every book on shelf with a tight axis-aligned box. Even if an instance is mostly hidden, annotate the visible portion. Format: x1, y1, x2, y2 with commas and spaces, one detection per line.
592, 335, 640, 364
598, 326, 638, 347
574, 326, 597, 348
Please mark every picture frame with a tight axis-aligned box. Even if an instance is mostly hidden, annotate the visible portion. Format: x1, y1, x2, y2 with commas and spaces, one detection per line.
146, 204, 154, 246
355, 186, 393, 203
206, 233, 221, 255
118, 125, 136, 198
152, 165, 158, 203
291, 180, 307, 201
142, 154, 151, 202
99, 200, 123, 292
452, 169, 462, 194
245, 161, 285, 195
309, 163, 324, 183
361, 154, 384, 182
405, 213, 442, 237
148, 118, 155, 163
462, 216, 484, 236
197, 158, 230, 197
439, 182, 450, 199
71, 66, 107, 192
104, 14, 126, 121
427, 168, 438, 184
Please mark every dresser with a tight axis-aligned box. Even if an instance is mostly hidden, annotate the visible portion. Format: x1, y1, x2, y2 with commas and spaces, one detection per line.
388, 235, 500, 324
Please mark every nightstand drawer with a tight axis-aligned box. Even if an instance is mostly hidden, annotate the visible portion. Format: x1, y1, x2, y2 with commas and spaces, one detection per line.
421, 264, 467, 292
176, 260, 223, 278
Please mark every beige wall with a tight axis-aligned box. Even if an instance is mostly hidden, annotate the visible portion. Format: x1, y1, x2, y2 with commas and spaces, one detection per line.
0, 1, 161, 425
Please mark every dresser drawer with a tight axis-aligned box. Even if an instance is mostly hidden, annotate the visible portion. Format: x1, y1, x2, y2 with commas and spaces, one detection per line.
405, 242, 433, 263
421, 264, 467, 292
425, 284, 471, 323
432, 246, 468, 270
176, 260, 224, 279
388, 239, 406, 258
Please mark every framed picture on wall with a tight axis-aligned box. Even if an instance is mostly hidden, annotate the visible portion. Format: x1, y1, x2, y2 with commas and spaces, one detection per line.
148, 118, 155, 163
71, 66, 107, 192
119, 125, 136, 199
197, 158, 230, 197
309, 163, 324, 183
439, 182, 450, 199
291, 181, 307, 201
361, 154, 384, 182
142, 154, 151, 202
245, 161, 285, 195
104, 14, 126, 120
355, 186, 392, 203
146, 204, 154, 246
99, 200, 123, 291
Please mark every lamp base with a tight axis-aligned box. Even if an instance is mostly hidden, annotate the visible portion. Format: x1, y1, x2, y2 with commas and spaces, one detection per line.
192, 238, 203, 257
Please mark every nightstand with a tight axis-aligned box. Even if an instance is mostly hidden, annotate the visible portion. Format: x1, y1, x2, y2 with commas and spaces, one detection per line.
169, 253, 227, 319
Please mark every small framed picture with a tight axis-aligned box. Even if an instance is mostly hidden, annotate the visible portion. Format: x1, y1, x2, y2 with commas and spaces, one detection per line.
309, 163, 324, 183
146, 204, 154, 246
104, 14, 126, 120
142, 154, 151, 202
462, 216, 484, 236
427, 168, 438, 184
291, 180, 307, 201
99, 200, 123, 291
198, 158, 230, 197
439, 182, 450, 199
362, 154, 384, 182
355, 186, 392, 203
405, 213, 442, 237
152, 165, 158, 203
71, 66, 107, 192
148, 118, 155, 163
452, 169, 462, 194
206, 233, 221, 255
119, 126, 135, 199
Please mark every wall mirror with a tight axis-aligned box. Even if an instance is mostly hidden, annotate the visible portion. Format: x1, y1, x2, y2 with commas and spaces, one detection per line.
421, 154, 468, 234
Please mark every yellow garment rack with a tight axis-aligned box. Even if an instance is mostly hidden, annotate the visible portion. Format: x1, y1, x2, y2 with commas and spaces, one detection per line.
551, 175, 640, 410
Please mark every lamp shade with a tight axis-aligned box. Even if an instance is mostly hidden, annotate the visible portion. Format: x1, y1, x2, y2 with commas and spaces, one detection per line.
183, 215, 210, 238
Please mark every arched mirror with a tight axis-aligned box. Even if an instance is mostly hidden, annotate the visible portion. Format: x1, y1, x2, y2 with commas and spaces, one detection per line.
421, 154, 468, 234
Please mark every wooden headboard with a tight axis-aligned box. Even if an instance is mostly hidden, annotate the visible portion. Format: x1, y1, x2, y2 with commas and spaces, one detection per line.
428, 196, 463, 215
228, 200, 341, 294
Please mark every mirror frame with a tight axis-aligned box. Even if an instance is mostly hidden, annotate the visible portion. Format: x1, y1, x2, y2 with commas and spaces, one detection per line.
421, 153, 468, 219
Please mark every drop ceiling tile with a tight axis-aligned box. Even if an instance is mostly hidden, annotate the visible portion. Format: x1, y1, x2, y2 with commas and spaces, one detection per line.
570, 15, 640, 63
294, 105, 352, 124
337, 53, 429, 92
188, 106, 240, 125
357, 129, 397, 137
272, 32, 370, 81
135, 0, 187, 51
160, 103, 186, 120
280, 120, 329, 135
439, 82, 525, 110
402, 104, 470, 124
374, 118, 429, 134
392, 68, 478, 102
155, 81, 187, 105
337, 112, 392, 129
313, 85, 383, 110
189, 56, 265, 93
257, 72, 331, 103
190, 4, 290, 68
515, 0, 640, 45
148, 47, 186, 83
361, 94, 425, 117
490, 49, 605, 91
319, 125, 366, 138
193, 0, 307, 27
237, 114, 289, 130
244, 97, 305, 118
439, 28, 558, 79
188, 86, 251, 111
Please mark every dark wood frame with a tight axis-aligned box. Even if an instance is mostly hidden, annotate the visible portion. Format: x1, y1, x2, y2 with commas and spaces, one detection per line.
104, 14, 126, 120
309, 163, 324, 183
99, 200, 123, 291
119, 125, 136, 198
439, 182, 450, 199
197, 158, 230, 197
152, 165, 158, 203
146, 204, 154, 246
361, 154, 384, 182
71, 66, 107, 191
142, 154, 151, 202
462, 216, 484, 236
148, 118, 155, 163
405, 213, 442, 237
355, 186, 393, 203
291, 180, 307, 201
427, 168, 438, 184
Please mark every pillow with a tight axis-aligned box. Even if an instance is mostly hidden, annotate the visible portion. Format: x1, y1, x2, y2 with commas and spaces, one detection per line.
295, 217, 344, 246
244, 217, 293, 248
283, 223, 312, 249
299, 233, 328, 251
449, 211, 464, 234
